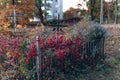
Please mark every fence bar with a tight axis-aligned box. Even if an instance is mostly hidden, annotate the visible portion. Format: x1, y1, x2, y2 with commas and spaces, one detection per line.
92, 41, 94, 57
102, 38, 105, 59
100, 39, 102, 55
36, 36, 42, 80
88, 42, 90, 57
14, 7, 17, 32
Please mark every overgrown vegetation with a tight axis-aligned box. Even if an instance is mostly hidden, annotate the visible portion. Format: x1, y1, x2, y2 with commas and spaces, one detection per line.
2, 20, 120, 80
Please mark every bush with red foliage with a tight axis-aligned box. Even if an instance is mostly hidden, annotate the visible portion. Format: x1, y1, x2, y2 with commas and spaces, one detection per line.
25, 32, 91, 79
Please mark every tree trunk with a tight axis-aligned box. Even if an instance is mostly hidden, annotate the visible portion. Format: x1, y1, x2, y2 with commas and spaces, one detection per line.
114, 0, 118, 24
90, 0, 96, 21
90, 0, 95, 21
100, 0, 103, 24
90, 0, 94, 20
35, 0, 44, 23
39, 5, 44, 23
108, 5, 110, 23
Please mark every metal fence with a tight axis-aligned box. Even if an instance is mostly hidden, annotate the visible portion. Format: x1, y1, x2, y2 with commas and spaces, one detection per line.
35, 37, 105, 80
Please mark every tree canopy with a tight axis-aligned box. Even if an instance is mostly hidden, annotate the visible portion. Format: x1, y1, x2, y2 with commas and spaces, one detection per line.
0, 0, 36, 26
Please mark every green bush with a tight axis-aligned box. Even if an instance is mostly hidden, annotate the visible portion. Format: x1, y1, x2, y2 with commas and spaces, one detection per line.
87, 23, 109, 40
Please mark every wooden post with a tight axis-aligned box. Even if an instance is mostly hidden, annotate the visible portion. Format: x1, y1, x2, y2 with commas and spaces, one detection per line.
36, 36, 42, 80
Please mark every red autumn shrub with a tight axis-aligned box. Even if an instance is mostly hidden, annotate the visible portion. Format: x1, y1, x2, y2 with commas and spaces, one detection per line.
26, 32, 87, 74
0, 34, 24, 68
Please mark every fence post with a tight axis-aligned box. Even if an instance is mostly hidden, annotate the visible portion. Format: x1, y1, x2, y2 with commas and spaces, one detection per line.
103, 38, 105, 59
36, 36, 42, 80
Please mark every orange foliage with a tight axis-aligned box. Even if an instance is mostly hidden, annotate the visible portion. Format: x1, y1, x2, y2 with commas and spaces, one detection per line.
64, 7, 78, 19
0, 0, 36, 27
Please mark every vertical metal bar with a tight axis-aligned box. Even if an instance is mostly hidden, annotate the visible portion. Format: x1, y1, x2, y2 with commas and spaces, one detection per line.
92, 41, 94, 58
98, 40, 100, 54
89, 41, 91, 58
93, 40, 96, 57
36, 36, 41, 80
103, 38, 105, 59
100, 39, 102, 55
88, 42, 90, 57
57, 14, 60, 31
96, 40, 98, 55
101, 39, 103, 57
85, 42, 87, 57
14, 7, 17, 32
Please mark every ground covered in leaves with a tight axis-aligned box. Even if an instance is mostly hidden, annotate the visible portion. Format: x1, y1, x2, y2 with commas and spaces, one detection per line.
105, 25, 120, 57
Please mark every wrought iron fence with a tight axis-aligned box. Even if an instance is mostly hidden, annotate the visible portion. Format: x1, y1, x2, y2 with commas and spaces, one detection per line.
35, 37, 105, 80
